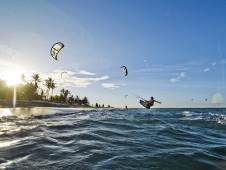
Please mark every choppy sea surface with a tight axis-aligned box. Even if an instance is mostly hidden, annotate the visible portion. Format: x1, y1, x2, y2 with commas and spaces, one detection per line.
0, 107, 226, 170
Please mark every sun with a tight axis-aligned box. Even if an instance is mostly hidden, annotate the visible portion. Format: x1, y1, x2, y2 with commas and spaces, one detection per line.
3, 67, 25, 86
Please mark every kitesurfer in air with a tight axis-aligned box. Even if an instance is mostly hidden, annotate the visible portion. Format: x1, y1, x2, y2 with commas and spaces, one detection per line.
139, 96, 161, 109
149, 97, 161, 107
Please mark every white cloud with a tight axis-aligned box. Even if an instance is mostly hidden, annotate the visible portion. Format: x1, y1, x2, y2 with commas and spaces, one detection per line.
202, 61, 216, 72
170, 72, 186, 83
40, 69, 109, 88
101, 83, 120, 89
135, 62, 203, 74
203, 68, 210, 72
60, 75, 109, 88
77, 70, 96, 75
143, 56, 149, 67
54, 69, 96, 76
135, 60, 219, 74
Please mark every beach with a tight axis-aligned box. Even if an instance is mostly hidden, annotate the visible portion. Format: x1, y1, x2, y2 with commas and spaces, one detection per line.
0, 99, 92, 108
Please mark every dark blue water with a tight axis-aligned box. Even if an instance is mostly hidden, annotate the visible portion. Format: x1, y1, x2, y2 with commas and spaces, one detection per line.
0, 107, 226, 170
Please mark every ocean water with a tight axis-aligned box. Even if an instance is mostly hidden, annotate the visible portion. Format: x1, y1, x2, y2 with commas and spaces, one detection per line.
0, 107, 226, 170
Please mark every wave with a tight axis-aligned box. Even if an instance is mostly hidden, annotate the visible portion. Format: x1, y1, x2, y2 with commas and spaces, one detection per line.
0, 108, 226, 169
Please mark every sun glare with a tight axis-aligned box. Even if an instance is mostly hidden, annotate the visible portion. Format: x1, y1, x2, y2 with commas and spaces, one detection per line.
3, 68, 25, 86
212, 92, 224, 104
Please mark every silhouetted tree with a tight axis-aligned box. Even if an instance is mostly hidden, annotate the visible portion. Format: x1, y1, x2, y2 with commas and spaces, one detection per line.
60, 88, 70, 103
21, 74, 26, 84
68, 95, 74, 105
74, 95, 80, 104
44, 77, 56, 99
21, 82, 39, 100
31, 73, 41, 90
0, 80, 8, 99
82, 96, 89, 105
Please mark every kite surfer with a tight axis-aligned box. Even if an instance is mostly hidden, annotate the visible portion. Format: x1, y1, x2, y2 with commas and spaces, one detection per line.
149, 97, 161, 107
139, 96, 161, 109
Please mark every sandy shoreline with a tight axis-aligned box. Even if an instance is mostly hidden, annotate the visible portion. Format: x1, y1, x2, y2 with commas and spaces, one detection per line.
0, 99, 93, 108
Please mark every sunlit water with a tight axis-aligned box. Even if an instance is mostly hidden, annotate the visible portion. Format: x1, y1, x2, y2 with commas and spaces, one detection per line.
0, 107, 226, 170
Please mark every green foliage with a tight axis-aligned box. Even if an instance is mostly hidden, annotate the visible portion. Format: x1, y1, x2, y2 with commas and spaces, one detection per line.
0, 72, 90, 107
82, 97, 89, 105
44, 77, 56, 99
0, 80, 9, 99
20, 82, 39, 100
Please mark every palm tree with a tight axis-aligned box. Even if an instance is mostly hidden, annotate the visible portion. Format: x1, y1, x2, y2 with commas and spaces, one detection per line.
32, 73, 41, 88
60, 88, 70, 102
21, 74, 26, 84
50, 81, 56, 96
40, 89, 46, 100
60, 88, 65, 97
31, 73, 42, 94
44, 77, 56, 99
21, 82, 38, 100
0, 79, 8, 99
82, 96, 89, 105
75, 95, 80, 103
68, 95, 74, 105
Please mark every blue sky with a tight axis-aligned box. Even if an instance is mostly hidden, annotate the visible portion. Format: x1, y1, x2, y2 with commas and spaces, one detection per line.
0, 0, 226, 108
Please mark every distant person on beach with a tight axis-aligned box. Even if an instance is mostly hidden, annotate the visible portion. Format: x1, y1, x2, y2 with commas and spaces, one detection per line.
149, 97, 161, 107
125, 105, 128, 109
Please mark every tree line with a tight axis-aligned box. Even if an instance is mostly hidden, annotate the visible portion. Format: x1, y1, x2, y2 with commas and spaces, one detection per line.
0, 73, 90, 106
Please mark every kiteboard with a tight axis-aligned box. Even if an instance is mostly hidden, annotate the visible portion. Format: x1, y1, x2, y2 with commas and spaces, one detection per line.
139, 100, 150, 109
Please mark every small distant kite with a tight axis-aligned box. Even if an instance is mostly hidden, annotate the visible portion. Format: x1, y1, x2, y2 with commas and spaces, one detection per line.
61, 71, 68, 78
125, 95, 128, 98
51, 42, 64, 60
121, 66, 128, 76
